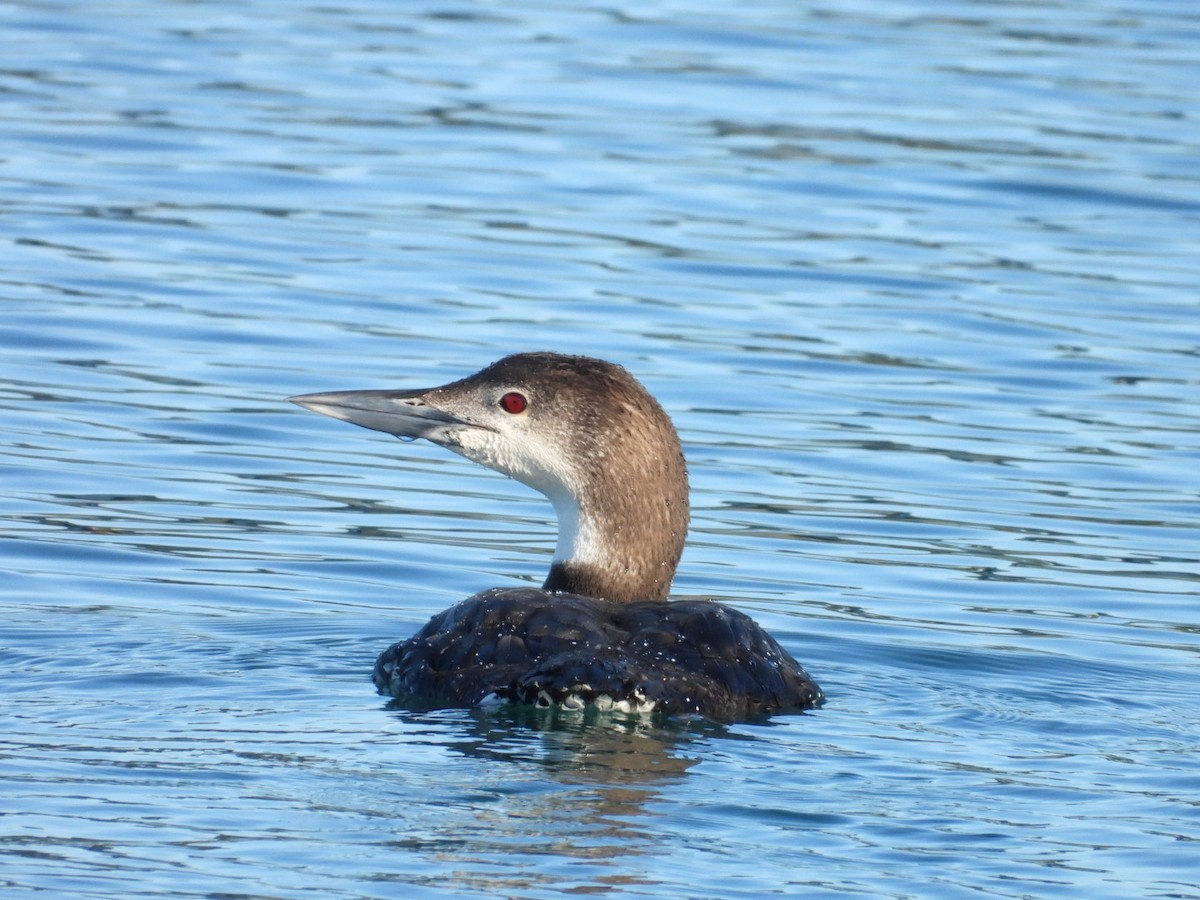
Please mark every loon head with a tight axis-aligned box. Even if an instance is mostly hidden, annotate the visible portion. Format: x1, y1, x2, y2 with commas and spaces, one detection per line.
289, 352, 689, 602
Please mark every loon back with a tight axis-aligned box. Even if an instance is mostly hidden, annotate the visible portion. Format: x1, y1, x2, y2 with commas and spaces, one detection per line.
374, 588, 823, 720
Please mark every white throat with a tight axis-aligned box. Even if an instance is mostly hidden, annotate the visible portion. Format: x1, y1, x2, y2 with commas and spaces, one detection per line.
447, 425, 608, 572
548, 491, 606, 571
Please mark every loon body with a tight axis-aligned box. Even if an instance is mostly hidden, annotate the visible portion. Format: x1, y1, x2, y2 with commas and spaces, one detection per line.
290, 352, 823, 721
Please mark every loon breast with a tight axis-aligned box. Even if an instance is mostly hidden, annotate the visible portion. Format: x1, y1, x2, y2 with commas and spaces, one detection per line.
290, 352, 823, 721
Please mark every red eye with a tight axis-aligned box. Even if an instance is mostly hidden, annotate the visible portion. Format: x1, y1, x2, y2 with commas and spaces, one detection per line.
499, 391, 528, 414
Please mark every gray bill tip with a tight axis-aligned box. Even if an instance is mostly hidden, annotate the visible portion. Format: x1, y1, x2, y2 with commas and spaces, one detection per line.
287, 388, 474, 440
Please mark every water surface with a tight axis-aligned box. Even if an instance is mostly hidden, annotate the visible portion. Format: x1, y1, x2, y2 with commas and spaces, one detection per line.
2, 2, 1199, 898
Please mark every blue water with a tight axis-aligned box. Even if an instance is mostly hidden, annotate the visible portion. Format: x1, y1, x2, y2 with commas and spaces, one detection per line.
2, 2, 1199, 897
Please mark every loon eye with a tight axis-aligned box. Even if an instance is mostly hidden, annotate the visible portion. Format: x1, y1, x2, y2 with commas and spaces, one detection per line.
499, 391, 528, 415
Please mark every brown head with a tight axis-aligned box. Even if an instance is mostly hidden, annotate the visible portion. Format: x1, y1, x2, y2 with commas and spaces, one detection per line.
290, 352, 689, 602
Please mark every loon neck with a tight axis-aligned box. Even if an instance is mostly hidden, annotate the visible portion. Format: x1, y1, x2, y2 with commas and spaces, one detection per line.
540, 444, 688, 604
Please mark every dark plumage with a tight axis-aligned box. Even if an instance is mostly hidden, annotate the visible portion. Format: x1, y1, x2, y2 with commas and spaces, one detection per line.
374, 588, 822, 720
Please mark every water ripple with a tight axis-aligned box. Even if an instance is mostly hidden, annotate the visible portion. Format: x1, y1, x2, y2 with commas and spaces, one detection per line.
2, 1, 1199, 898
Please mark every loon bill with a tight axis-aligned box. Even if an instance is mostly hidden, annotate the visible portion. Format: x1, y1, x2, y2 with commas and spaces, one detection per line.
290, 352, 823, 721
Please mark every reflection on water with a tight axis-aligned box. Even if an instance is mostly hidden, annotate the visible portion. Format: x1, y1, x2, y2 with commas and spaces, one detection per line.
372, 710, 707, 895
425, 705, 706, 784
2, 0, 1199, 898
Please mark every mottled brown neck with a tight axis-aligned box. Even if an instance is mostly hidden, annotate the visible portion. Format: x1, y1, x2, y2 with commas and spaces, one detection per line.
543, 561, 670, 604
543, 431, 688, 604
536, 358, 689, 603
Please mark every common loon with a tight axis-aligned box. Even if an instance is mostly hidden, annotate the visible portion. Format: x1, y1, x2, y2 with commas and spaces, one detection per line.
290, 352, 823, 721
